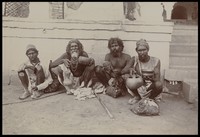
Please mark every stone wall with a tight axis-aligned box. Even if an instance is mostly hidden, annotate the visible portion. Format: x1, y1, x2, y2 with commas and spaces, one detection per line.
3, 17, 173, 78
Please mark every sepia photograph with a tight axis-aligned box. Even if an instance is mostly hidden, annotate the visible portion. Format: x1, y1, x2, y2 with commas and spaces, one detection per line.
2, 2, 198, 135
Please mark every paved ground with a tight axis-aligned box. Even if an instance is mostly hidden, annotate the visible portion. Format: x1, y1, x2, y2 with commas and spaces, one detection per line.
2, 74, 198, 135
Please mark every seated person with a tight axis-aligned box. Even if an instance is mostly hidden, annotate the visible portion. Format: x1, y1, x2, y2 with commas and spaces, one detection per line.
95, 37, 131, 97
122, 39, 163, 104
18, 44, 60, 100
50, 39, 95, 93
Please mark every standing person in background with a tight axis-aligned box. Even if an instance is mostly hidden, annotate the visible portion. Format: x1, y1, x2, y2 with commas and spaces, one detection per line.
124, 2, 141, 21
161, 3, 167, 21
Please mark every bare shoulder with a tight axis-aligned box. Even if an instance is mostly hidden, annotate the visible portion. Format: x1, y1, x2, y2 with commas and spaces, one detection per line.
104, 53, 112, 61
61, 52, 69, 59
105, 53, 111, 58
122, 53, 131, 59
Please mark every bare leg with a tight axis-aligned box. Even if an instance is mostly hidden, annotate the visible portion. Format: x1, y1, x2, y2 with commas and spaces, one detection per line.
35, 65, 45, 85
80, 63, 95, 87
18, 71, 29, 90
51, 66, 64, 84
149, 81, 163, 99
18, 71, 31, 99
95, 65, 110, 87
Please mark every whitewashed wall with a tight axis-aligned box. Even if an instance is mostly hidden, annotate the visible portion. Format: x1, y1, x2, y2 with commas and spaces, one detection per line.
3, 17, 173, 77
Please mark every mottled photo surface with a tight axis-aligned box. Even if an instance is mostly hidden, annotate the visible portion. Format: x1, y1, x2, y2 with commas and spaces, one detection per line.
3, 2, 198, 135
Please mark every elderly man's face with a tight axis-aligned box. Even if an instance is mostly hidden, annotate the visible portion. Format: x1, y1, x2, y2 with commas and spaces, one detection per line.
27, 50, 38, 62
136, 45, 148, 61
70, 42, 79, 60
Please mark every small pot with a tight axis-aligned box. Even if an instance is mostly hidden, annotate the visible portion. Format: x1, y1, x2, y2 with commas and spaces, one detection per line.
78, 56, 91, 65
126, 69, 144, 90
141, 69, 154, 80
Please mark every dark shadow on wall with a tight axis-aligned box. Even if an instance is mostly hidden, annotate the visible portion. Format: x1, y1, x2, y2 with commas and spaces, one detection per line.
171, 6, 187, 20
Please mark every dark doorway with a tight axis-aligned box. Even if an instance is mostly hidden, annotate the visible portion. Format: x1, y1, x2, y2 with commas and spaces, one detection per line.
171, 6, 187, 19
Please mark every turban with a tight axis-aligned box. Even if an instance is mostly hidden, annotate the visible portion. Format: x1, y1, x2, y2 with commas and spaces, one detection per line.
136, 39, 149, 51
26, 44, 38, 55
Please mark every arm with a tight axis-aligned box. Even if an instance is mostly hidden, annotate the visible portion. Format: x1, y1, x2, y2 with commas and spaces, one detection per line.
154, 59, 161, 81
104, 54, 110, 62
121, 57, 135, 75
50, 53, 68, 68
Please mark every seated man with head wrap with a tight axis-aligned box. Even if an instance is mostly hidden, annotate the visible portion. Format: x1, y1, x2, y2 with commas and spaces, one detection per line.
122, 39, 163, 104
18, 44, 61, 100
95, 37, 131, 97
50, 39, 95, 94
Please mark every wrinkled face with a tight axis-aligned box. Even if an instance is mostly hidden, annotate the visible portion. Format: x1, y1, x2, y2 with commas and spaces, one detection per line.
27, 50, 38, 62
136, 45, 148, 61
110, 41, 121, 57
70, 42, 79, 60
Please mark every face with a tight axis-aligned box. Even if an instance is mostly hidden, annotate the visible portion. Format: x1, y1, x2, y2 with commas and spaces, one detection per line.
70, 42, 79, 60
110, 41, 120, 57
27, 50, 38, 62
136, 45, 148, 61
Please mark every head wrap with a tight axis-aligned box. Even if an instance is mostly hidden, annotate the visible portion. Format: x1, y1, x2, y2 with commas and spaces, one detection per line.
26, 44, 38, 55
136, 39, 149, 51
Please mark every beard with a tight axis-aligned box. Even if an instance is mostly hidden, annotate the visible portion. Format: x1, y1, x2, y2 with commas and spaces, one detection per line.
70, 50, 80, 60
138, 54, 149, 62
111, 49, 121, 57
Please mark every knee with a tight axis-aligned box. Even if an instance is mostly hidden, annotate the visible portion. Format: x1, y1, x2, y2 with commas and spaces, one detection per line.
51, 66, 62, 75
154, 81, 163, 90
18, 71, 26, 78
86, 63, 95, 71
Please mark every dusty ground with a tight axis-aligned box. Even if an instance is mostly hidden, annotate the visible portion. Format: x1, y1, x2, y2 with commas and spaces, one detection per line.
2, 74, 198, 135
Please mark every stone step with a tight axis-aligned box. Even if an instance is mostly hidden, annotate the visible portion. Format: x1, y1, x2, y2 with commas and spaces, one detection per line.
183, 78, 198, 85
169, 54, 198, 66
169, 65, 198, 71
164, 69, 187, 81
169, 66, 198, 79
171, 19, 198, 26
170, 42, 197, 47
170, 45, 198, 54
173, 24, 198, 30
172, 29, 198, 36
164, 69, 198, 81
182, 79, 198, 103
170, 53, 198, 57
171, 35, 198, 43
169, 67, 198, 79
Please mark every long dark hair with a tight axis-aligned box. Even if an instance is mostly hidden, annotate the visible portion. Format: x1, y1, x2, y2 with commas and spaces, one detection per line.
66, 39, 84, 56
108, 37, 124, 51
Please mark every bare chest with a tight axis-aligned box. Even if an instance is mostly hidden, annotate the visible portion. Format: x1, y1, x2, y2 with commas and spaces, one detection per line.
110, 57, 127, 70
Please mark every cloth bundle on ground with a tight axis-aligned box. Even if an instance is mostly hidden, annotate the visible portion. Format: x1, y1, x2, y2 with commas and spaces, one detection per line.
58, 64, 106, 101
130, 98, 160, 116
105, 77, 124, 98
71, 82, 105, 101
